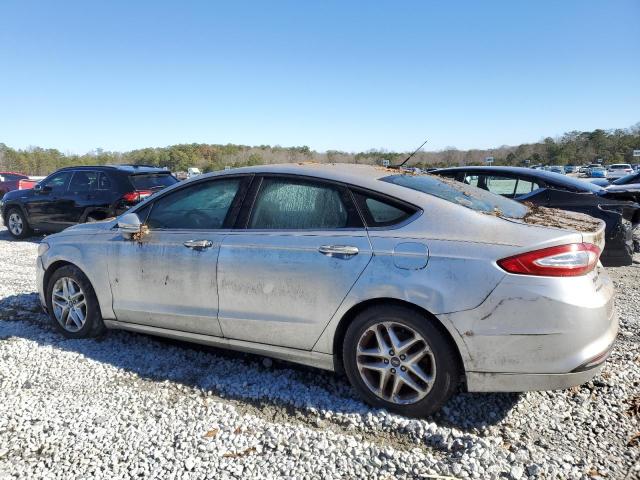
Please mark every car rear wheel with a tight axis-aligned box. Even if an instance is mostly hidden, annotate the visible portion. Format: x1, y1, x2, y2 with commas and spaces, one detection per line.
46, 265, 105, 338
6, 208, 31, 239
342, 305, 460, 417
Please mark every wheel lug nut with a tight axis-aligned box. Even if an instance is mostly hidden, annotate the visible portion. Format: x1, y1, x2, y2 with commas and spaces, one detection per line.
389, 350, 395, 356
400, 355, 406, 360
384, 359, 389, 364
390, 368, 396, 374
401, 366, 406, 372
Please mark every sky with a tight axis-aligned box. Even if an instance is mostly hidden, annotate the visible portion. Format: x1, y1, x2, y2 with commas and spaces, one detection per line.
0, 0, 638, 154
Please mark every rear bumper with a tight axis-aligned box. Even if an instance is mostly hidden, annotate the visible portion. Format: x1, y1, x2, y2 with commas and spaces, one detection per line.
440, 266, 618, 391
601, 218, 634, 266
466, 363, 605, 392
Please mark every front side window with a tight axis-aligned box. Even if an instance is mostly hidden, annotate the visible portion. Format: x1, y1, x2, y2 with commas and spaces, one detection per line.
40, 171, 73, 193
249, 178, 353, 229
146, 179, 241, 230
69, 171, 99, 192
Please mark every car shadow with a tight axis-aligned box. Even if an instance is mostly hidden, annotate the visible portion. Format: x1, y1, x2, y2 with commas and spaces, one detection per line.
0, 292, 521, 434
0, 226, 45, 243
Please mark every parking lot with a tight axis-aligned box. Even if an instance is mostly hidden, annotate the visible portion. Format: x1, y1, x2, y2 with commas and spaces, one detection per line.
0, 226, 638, 479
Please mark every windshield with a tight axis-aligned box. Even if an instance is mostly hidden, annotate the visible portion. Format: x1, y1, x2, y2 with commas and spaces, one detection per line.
612, 172, 640, 185
130, 173, 178, 190
382, 174, 529, 219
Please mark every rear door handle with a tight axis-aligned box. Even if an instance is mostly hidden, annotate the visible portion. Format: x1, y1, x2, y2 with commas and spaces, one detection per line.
184, 239, 213, 250
318, 245, 359, 257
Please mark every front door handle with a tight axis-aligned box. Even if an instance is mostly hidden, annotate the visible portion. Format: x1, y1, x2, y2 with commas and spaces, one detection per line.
184, 239, 213, 250
318, 245, 359, 257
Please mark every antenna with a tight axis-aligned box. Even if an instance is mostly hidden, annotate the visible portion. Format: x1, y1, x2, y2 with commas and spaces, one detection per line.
396, 138, 428, 167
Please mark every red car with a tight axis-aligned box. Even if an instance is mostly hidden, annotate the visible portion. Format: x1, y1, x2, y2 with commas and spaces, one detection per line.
0, 172, 37, 196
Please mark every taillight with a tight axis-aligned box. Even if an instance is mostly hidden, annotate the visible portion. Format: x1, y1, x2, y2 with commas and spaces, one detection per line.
497, 243, 600, 277
121, 190, 152, 203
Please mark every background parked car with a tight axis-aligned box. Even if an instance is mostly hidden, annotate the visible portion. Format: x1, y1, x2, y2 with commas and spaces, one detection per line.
548, 165, 564, 174
563, 165, 576, 174
0, 165, 177, 239
590, 166, 606, 178
433, 166, 640, 266
585, 163, 603, 176
0, 172, 37, 196
606, 163, 633, 180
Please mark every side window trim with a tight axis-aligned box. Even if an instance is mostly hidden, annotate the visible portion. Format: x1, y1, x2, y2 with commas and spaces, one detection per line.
139, 174, 253, 232
237, 174, 364, 231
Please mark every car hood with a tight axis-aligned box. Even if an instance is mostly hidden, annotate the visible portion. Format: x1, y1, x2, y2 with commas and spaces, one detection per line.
48, 218, 117, 238
1, 188, 34, 202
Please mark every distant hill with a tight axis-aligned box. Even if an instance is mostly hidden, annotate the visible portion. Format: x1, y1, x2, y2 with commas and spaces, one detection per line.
1, 123, 638, 176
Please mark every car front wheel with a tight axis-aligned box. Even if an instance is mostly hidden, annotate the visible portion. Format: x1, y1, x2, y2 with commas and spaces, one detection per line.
6, 208, 31, 239
342, 305, 460, 417
46, 265, 105, 338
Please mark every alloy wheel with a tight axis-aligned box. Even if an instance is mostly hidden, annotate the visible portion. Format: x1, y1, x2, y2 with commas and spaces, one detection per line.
8, 213, 23, 236
51, 277, 87, 332
356, 321, 436, 405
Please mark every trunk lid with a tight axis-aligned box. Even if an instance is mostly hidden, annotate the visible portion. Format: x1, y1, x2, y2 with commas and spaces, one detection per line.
514, 203, 606, 252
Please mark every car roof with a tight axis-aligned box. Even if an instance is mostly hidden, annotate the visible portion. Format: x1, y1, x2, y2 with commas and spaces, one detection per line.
434, 165, 605, 193
56, 165, 171, 174
171, 163, 447, 205
200, 163, 394, 186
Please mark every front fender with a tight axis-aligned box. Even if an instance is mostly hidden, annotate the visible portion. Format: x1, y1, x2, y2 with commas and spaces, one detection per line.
41, 233, 115, 320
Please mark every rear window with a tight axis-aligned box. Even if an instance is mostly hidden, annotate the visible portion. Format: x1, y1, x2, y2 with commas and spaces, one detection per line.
129, 173, 178, 191
382, 174, 529, 219
609, 164, 631, 169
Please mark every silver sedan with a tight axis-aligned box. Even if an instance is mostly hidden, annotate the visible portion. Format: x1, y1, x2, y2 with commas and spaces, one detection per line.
36, 164, 617, 417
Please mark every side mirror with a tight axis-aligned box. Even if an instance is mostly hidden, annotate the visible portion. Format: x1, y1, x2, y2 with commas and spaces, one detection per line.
117, 213, 142, 236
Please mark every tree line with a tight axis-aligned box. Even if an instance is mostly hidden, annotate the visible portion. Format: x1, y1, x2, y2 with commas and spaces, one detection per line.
0, 124, 638, 176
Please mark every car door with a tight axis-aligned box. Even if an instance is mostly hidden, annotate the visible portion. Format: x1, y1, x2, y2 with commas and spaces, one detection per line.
66, 170, 101, 223
217, 175, 373, 350
107, 175, 251, 336
24, 170, 74, 231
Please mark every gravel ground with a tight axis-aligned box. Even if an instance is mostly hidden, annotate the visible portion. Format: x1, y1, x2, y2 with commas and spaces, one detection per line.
0, 226, 638, 479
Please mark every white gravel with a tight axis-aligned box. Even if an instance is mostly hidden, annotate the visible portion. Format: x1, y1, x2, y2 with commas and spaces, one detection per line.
0, 226, 638, 479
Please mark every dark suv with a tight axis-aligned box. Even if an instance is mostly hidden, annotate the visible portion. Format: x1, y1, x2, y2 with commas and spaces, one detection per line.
1, 165, 178, 239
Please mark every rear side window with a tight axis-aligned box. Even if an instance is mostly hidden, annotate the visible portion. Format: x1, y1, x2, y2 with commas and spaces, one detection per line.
146, 179, 241, 230
484, 176, 518, 197
383, 174, 528, 219
69, 171, 99, 192
98, 173, 113, 190
129, 173, 178, 191
249, 178, 359, 230
514, 179, 540, 196
353, 191, 416, 227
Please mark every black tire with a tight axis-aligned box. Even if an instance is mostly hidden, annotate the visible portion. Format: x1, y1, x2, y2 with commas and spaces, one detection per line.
5, 207, 32, 239
342, 305, 460, 417
46, 265, 106, 338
